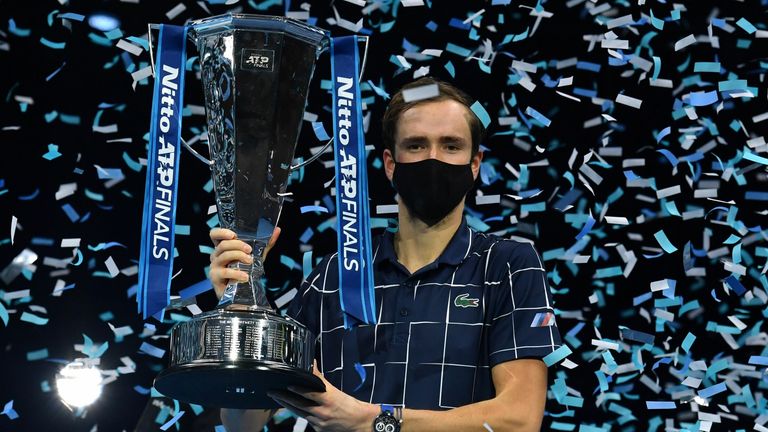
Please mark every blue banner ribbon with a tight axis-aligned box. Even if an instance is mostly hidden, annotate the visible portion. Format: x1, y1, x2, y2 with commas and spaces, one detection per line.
138, 24, 187, 320
331, 36, 376, 327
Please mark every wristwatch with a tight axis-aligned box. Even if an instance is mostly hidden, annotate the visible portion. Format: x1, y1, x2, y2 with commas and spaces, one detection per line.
372, 404, 402, 432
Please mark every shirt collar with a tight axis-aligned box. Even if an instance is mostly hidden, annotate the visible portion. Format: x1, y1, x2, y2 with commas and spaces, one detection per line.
373, 216, 472, 269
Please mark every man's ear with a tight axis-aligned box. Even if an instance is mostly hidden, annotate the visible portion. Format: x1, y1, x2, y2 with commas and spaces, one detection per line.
471, 151, 484, 180
383, 148, 396, 182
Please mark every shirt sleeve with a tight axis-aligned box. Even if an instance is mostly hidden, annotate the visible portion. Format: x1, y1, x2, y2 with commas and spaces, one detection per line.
487, 241, 562, 367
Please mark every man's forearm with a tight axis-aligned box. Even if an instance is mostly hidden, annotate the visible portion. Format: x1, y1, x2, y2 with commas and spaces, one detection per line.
400, 396, 541, 432
220, 408, 274, 432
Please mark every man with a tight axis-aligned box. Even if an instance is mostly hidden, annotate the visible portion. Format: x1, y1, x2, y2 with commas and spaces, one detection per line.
209, 77, 562, 431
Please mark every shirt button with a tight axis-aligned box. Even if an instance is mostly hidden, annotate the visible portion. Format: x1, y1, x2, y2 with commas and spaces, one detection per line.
399, 308, 409, 317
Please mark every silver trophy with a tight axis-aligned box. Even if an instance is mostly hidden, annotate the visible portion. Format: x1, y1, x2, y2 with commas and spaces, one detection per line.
151, 14, 337, 409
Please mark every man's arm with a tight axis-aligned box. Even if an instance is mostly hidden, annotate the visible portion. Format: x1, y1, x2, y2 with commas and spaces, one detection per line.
274, 358, 548, 432
400, 359, 547, 431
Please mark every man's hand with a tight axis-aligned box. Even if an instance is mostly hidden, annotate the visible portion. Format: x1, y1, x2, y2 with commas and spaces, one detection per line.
267, 362, 379, 432
208, 227, 281, 300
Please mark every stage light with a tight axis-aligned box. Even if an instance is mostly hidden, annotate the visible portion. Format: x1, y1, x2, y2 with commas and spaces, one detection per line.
88, 13, 120, 32
56, 360, 104, 408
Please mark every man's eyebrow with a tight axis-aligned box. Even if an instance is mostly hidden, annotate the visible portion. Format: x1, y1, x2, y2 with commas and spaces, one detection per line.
397, 136, 468, 145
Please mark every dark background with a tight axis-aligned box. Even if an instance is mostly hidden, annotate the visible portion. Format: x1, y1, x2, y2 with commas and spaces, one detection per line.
1, 0, 767, 430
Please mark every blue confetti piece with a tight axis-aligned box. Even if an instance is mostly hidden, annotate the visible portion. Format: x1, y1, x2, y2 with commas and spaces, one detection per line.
685, 90, 719, 106
312, 122, 330, 141
134, 385, 151, 395
26, 348, 49, 361
444, 61, 455, 78
58, 12, 85, 21
20, 312, 48, 325
445, 42, 471, 57
300, 205, 329, 214
743, 150, 768, 165
736, 17, 757, 34
299, 227, 314, 244
654, 230, 678, 253
723, 275, 747, 296
40, 37, 66, 49
42, 143, 62, 160
139, 342, 165, 358
620, 328, 655, 345
61, 203, 80, 221
681, 332, 696, 352
470, 101, 491, 128
2, 400, 19, 420
160, 411, 185, 431
655, 126, 671, 143
645, 401, 675, 410
353, 362, 367, 391
17, 188, 40, 201
697, 381, 727, 399
748, 356, 768, 366
575, 215, 595, 240
8, 19, 31, 37
543, 344, 572, 367
0, 302, 9, 326
525, 106, 552, 127
553, 189, 582, 211
745, 191, 768, 200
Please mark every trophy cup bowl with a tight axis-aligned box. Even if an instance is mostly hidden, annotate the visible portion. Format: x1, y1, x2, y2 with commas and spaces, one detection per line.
153, 13, 330, 409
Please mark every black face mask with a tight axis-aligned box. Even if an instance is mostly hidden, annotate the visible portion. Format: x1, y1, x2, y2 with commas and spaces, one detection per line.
392, 158, 475, 227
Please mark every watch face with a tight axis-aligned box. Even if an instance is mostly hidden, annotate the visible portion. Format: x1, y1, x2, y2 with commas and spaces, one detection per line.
374, 414, 400, 432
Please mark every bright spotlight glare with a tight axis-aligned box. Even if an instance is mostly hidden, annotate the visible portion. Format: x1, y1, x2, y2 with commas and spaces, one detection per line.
56, 361, 103, 408
88, 13, 120, 32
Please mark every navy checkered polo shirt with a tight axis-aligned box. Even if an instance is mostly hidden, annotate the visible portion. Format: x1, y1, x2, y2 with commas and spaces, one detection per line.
286, 216, 562, 410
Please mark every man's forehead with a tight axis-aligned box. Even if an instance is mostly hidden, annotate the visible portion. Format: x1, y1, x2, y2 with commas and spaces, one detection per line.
395, 100, 473, 136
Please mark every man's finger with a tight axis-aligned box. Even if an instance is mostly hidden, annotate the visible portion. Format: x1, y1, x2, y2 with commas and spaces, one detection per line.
263, 227, 282, 261
211, 240, 252, 259
268, 394, 316, 420
211, 250, 253, 268
209, 228, 236, 246
286, 386, 324, 403
210, 267, 249, 284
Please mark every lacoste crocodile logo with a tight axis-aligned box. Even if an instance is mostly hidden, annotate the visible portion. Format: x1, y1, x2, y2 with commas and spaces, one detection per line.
454, 293, 480, 308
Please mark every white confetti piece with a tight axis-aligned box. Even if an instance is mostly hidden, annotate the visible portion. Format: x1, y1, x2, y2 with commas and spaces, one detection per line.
60, 238, 81, 248
10, 216, 17, 245
475, 195, 500, 205
116, 39, 143, 56
105, 257, 119, 278
615, 93, 643, 109
376, 204, 399, 215
165, 3, 186, 20
674, 34, 697, 51
402, 84, 439, 102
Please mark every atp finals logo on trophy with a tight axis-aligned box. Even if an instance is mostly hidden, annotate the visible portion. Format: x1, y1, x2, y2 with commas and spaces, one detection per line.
241, 48, 274, 71
139, 13, 377, 409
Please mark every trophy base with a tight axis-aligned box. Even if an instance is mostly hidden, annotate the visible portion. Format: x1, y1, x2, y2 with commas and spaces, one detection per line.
154, 307, 323, 409
155, 361, 325, 409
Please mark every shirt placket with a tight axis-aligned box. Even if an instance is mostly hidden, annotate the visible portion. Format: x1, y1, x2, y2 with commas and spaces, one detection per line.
393, 278, 416, 345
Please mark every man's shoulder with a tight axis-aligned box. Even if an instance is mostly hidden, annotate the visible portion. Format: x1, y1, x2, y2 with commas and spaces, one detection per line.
470, 232, 543, 270
305, 251, 339, 280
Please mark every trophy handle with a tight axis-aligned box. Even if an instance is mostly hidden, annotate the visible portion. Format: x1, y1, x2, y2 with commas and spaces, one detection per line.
289, 35, 370, 172
150, 25, 369, 171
